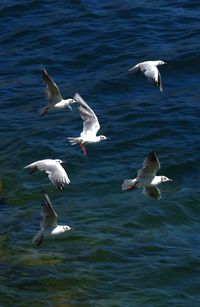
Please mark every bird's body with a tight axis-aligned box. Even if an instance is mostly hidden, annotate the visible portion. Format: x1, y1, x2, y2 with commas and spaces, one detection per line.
33, 194, 71, 246
39, 68, 76, 116
68, 93, 107, 155
24, 159, 70, 190
122, 152, 172, 199
128, 60, 166, 92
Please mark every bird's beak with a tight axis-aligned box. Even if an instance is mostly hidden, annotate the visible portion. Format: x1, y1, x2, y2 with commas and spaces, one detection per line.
168, 179, 173, 181
68, 105, 72, 111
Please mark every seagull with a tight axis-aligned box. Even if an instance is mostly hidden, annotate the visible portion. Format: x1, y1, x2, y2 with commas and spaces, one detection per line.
32, 194, 72, 246
38, 68, 76, 116
128, 60, 167, 92
68, 93, 107, 155
122, 152, 172, 199
24, 159, 70, 190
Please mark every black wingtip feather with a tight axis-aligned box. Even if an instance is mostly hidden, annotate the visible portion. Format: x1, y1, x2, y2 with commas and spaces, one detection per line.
147, 151, 158, 161
57, 184, 65, 191
41, 194, 52, 210
42, 68, 52, 84
37, 234, 43, 246
41, 200, 50, 211
42, 68, 47, 78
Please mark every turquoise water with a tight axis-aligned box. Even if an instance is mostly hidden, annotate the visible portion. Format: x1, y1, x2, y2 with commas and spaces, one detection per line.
0, 1, 200, 306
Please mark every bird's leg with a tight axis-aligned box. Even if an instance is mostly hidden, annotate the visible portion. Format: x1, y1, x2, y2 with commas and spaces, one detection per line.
80, 143, 87, 156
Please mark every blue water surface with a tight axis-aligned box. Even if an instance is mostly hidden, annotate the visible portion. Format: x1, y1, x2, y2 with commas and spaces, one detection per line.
0, 1, 200, 306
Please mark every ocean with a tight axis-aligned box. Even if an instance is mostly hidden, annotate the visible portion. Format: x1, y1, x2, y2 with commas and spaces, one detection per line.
0, 1, 200, 306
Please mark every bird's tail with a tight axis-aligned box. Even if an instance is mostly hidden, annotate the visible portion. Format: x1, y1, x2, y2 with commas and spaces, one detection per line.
67, 137, 81, 145
24, 163, 38, 174
122, 179, 137, 191
32, 231, 44, 246
24, 164, 32, 169
128, 64, 139, 73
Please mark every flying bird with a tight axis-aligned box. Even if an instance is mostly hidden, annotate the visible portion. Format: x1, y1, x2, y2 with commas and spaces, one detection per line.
122, 152, 172, 199
38, 68, 76, 116
68, 93, 107, 155
24, 159, 70, 190
128, 60, 166, 92
32, 194, 72, 246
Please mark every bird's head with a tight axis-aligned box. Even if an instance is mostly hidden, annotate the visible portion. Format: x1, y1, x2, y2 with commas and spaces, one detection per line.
161, 176, 172, 182
64, 98, 77, 111
158, 60, 167, 65
63, 225, 71, 231
55, 159, 64, 164
99, 135, 107, 141
70, 98, 77, 104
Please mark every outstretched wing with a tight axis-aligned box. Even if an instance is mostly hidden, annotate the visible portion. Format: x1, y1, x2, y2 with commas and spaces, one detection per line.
42, 69, 62, 105
47, 163, 70, 190
24, 159, 70, 190
40, 194, 57, 229
143, 186, 161, 200
140, 63, 163, 91
141, 63, 157, 81
74, 93, 100, 137
138, 152, 160, 178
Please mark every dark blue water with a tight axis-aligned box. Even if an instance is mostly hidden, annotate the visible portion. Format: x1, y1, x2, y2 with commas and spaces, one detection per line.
0, 1, 200, 306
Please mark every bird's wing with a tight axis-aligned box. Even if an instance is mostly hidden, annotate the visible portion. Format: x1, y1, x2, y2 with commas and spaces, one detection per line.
157, 70, 163, 92
40, 194, 57, 228
140, 63, 162, 89
42, 69, 62, 105
32, 160, 70, 190
143, 186, 161, 200
74, 93, 100, 137
47, 163, 70, 190
138, 152, 160, 178
141, 63, 157, 81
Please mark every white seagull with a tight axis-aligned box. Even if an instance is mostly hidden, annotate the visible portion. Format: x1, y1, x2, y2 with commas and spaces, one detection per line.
122, 152, 172, 199
24, 159, 70, 190
68, 93, 107, 155
32, 194, 72, 246
128, 60, 167, 92
39, 68, 76, 116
